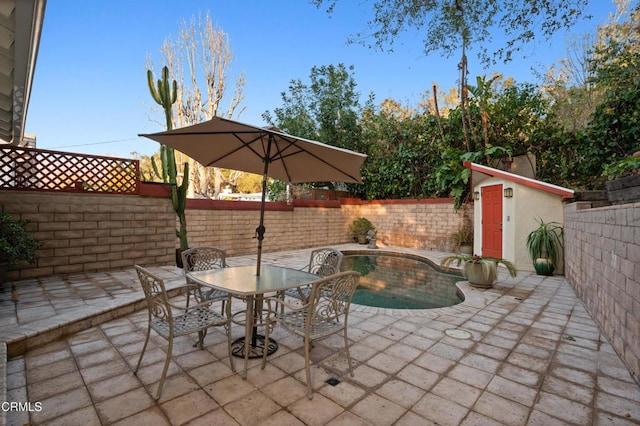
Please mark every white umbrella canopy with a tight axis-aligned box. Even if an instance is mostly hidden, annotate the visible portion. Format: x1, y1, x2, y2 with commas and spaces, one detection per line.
140, 116, 367, 275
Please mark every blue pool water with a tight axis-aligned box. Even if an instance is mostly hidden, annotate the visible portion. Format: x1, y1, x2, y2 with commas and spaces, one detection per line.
340, 253, 463, 309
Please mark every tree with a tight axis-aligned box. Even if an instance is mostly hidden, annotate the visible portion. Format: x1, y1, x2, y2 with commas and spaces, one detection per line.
587, 0, 639, 157
263, 64, 368, 195
130, 151, 159, 182
529, 0, 639, 190
468, 75, 549, 158
540, 33, 600, 133
419, 84, 459, 118
466, 74, 502, 152
235, 173, 263, 194
313, 0, 590, 153
149, 12, 246, 198
359, 102, 443, 199
535, 0, 640, 190
265, 64, 365, 151
313, 0, 590, 65
427, 73, 555, 207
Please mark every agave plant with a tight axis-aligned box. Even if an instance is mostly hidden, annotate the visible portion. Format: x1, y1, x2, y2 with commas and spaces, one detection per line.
525, 218, 563, 266
440, 253, 517, 283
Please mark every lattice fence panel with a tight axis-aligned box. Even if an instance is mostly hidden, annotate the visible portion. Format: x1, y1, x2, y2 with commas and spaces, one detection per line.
0, 146, 140, 194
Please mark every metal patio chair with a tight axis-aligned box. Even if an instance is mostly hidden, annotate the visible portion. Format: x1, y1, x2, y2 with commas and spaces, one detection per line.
282, 248, 344, 303
182, 247, 230, 312
133, 265, 234, 400
262, 271, 360, 399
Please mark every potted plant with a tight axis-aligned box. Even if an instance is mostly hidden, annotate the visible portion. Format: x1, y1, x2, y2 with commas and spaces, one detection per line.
0, 211, 42, 285
450, 222, 473, 254
349, 217, 375, 244
525, 218, 563, 276
440, 253, 517, 288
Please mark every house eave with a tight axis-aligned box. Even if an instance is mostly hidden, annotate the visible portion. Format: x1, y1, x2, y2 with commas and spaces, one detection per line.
464, 161, 575, 200
0, 0, 46, 145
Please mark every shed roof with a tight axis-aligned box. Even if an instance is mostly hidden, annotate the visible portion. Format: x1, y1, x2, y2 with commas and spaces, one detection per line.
464, 161, 575, 200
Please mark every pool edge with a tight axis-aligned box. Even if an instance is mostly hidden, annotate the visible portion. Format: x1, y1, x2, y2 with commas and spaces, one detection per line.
340, 248, 491, 317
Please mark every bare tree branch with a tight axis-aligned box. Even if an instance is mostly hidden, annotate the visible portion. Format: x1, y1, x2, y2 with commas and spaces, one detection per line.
152, 12, 246, 198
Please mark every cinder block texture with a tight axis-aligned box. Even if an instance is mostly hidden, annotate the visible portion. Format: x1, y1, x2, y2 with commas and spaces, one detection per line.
564, 202, 640, 382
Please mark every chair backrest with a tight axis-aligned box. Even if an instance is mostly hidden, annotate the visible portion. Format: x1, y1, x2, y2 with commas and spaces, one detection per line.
306, 271, 360, 329
308, 248, 343, 277
181, 247, 227, 272
135, 265, 172, 322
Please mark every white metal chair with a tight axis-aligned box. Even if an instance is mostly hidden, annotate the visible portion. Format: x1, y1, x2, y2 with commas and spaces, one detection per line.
133, 265, 234, 400
181, 247, 230, 310
262, 271, 360, 399
283, 248, 344, 303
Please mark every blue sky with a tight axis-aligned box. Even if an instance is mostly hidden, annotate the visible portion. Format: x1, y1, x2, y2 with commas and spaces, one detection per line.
26, 0, 617, 158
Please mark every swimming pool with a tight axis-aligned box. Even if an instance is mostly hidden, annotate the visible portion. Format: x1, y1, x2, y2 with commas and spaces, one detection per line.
340, 252, 463, 309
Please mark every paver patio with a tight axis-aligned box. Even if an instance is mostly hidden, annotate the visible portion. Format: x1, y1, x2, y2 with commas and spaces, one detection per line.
1, 245, 639, 425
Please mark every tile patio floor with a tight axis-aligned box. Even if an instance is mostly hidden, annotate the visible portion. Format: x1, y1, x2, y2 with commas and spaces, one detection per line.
1, 245, 639, 425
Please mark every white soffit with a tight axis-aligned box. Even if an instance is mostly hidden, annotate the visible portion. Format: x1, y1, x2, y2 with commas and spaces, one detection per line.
0, 0, 46, 144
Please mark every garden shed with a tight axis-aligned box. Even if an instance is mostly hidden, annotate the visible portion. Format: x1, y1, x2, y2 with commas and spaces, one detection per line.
464, 161, 575, 273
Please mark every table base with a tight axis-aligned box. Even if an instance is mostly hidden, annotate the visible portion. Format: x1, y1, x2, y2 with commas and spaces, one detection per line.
231, 335, 278, 359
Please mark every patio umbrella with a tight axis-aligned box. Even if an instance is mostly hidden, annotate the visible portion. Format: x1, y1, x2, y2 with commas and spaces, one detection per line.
140, 116, 367, 275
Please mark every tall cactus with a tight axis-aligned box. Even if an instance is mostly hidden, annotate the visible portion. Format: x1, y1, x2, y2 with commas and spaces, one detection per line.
147, 66, 177, 131
147, 66, 190, 251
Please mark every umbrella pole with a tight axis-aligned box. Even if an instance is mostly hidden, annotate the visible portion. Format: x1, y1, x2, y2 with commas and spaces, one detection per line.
255, 177, 266, 277
255, 135, 272, 276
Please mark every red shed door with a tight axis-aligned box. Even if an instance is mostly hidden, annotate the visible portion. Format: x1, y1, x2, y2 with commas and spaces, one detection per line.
482, 184, 503, 258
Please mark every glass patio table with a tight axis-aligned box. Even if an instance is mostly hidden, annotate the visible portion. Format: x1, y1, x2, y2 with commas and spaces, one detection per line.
187, 264, 319, 378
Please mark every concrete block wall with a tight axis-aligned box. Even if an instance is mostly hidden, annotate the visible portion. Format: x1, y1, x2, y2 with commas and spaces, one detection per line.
187, 208, 264, 256
186, 204, 353, 256
186, 198, 468, 255
2, 190, 465, 281
355, 199, 469, 251
0, 191, 176, 281
564, 201, 640, 381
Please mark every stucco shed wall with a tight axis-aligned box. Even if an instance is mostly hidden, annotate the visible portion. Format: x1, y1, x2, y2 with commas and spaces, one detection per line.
473, 177, 566, 273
